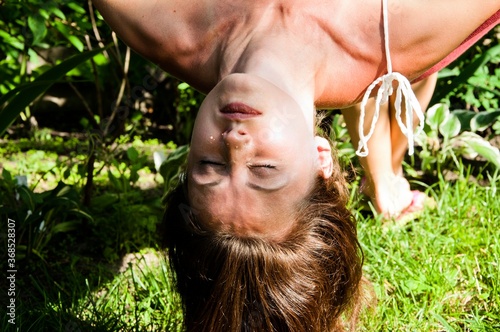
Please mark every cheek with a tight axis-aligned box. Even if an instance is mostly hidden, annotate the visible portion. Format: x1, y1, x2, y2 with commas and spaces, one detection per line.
187, 183, 213, 217
254, 126, 282, 145
190, 124, 220, 151
187, 185, 230, 231
252, 119, 293, 146
191, 103, 219, 142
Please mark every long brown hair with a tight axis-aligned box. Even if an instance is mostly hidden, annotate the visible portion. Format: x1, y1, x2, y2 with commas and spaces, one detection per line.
162, 159, 363, 331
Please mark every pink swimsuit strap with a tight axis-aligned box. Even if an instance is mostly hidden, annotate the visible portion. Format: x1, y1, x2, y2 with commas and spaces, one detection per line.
414, 9, 500, 83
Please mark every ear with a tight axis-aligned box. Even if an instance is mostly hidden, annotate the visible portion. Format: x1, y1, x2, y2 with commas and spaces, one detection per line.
315, 136, 334, 179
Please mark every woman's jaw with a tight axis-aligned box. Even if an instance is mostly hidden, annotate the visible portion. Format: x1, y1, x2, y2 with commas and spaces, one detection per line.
185, 73, 334, 241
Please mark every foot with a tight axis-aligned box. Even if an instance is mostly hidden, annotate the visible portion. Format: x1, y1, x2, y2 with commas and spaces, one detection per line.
361, 174, 414, 219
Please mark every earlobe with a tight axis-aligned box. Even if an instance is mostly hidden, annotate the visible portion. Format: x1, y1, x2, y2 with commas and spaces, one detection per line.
315, 136, 334, 179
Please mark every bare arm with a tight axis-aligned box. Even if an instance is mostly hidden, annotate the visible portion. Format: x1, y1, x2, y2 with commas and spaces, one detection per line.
91, 0, 220, 89
387, 0, 500, 78
91, 0, 192, 60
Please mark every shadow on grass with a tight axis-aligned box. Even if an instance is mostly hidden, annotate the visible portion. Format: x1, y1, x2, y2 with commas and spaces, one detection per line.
0, 179, 183, 332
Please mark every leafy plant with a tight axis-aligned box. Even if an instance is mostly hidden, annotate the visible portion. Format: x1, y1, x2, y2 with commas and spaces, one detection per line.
0, 0, 110, 130
88, 191, 163, 261
159, 145, 189, 193
106, 146, 150, 192
432, 30, 500, 111
416, 104, 500, 174
327, 113, 357, 169
0, 46, 110, 135
0, 169, 92, 261
174, 82, 203, 144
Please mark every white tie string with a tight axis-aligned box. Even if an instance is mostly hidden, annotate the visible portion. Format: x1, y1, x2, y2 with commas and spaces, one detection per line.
355, 0, 424, 157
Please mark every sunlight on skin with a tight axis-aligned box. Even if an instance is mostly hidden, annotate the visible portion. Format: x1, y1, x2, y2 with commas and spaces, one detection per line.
187, 73, 333, 240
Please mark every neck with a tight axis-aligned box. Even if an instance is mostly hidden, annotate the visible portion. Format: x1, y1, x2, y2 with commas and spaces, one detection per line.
224, 39, 319, 129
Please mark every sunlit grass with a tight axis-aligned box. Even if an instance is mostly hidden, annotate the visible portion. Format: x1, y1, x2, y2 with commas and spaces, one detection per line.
2, 134, 499, 331
357, 171, 500, 331
7, 173, 497, 332
73, 249, 184, 332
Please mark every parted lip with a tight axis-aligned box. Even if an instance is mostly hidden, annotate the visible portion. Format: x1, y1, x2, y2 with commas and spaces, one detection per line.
220, 102, 262, 119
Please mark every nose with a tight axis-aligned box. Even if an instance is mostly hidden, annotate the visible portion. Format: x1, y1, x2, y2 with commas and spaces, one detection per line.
222, 128, 252, 164
222, 127, 250, 148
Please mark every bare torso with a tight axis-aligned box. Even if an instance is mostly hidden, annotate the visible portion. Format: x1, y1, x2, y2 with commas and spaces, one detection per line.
93, 0, 499, 108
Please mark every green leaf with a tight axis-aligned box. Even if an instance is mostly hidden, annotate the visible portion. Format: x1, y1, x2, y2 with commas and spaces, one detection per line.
436, 67, 459, 79
91, 193, 119, 210
92, 53, 109, 66
39, 8, 51, 20
452, 110, 475, 132
432, 313, 457, 332
56, 185, 73, 197
2, 169, 13, 182
464, 137, 500, 168
127, 147, 139, 163
0, 30, 24, 51
16, 186, 36, 212
67, 2, 87, 14
439, 113, 461, 139
68, 209, 94, 222
129, 170, 140, 183
0, 45, 111, 136
51, 8, 66, 21
67, 35, 85, 52
28, 14, 47, 45
432, 44, 500, 103
470, 110, 500, 132
53, 21, 84, 52
426, 104, 449, 131
43, 1, 66, 20
53, 221, 81, 234
178, 82, 190, 90
107, 170, 122, 190
159, 145, 189, 191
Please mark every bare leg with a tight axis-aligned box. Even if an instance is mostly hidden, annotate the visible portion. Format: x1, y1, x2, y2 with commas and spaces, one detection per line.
341, 72, 438, 217
342, 98, 413, 217
390, 73, 438, 176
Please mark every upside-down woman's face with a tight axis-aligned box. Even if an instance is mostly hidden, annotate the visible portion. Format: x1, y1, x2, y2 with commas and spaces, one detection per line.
187, 74, 332, 241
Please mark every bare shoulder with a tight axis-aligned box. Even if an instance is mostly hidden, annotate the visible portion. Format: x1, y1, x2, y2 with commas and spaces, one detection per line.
92, 0, 224, 87
92, 0, 198, 44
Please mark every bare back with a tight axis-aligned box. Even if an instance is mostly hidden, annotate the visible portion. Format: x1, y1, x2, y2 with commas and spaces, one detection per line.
93, 0, 499, 107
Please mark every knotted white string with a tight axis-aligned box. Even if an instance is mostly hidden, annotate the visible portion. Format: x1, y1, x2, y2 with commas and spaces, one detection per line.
356, 0, 424, 157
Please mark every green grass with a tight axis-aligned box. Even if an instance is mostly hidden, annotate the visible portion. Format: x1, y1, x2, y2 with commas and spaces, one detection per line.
357, 172, 500, 331
1, 136, 499, 331
1, 249, 183, 331
68, 250, 184, 331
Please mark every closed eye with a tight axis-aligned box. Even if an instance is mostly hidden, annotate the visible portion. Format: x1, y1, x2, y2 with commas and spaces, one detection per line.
250, 164, 275, 169
199, 160, 225, 166
248, 164, 278, 178
196, 160, 227, 176
200, 161, 275, 168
